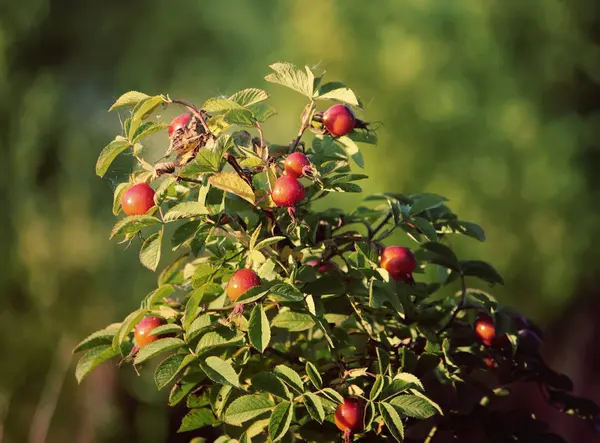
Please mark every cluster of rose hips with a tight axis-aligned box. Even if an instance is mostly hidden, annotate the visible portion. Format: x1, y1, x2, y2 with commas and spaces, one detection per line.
119, 103, 359, 218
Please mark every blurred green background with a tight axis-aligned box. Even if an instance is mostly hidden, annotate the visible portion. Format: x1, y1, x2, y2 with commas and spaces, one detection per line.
2, 0, 600, 442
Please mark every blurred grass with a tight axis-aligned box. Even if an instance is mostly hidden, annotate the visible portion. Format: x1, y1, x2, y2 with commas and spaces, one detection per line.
1, 0, 599, 441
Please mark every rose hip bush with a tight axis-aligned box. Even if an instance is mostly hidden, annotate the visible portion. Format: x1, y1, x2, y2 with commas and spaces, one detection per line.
74, 62, 598, 442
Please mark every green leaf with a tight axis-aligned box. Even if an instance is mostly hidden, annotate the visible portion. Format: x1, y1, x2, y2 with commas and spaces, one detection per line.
158, 256, 187, 286
148, 323, 182, 337
109, 215, 161, 239
248, 304, 270, 353
96, 136, 131, 177
230, 88, 269, 107
224, 394, 274, 426
143, 285, 175, 308
319, 388, 344, 405
112, 309, 148, 350
109, 91, 150, 111
409, 194, 448, 215
195, 329, 244, 354
254, 236, 285, 251
132, 121, 169, 143
169, 373, 205, 406
269, 283, 304, 302
273, 365, 304, 393
271, 310, 315, 332
224, 109, 255, 127
379, 402, 405, 442
409, 217, 438, 242
336, 136, 364, 168
315, 81, 359, 106
178, 408, 217, 432
155, 353, 187, 390
303, 393, 325, 423
200, 356, 239, 388
268, 401, 293, 442
265, 62, 314, 97
209, 172, 255, 204
134, 337, 184, 365
186, 313, 214, 341
129, 95, 166, 138
305, 361, 322, 389
251, 372, 290, 399
461, 260, 504, 285
235, 286, 270, 304
382, 373, 424, 400
75, 345, 119, 383
389, 394, 439, 419
455, 221, 486, 241
421, 242, 461, 272
139, 230, 162, 271
112, 183, 130, 215
163, 202, 209, 222
369, 375, 384, 401
203, 97, 242, 113
247, 103, 277, 123
73, 326, 118, 353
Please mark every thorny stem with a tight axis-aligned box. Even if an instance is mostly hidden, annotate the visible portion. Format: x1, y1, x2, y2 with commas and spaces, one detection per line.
171, 99, 210, 134
437, 273, 467, 335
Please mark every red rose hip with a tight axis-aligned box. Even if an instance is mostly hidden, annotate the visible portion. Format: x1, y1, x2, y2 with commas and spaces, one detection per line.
226, 269, 261, 301
334, 397, 364, 434
322, 104, 356, 137
134, 316, 166, 348
121, 183, 156, 216
272, 176, 305, 207
306, 258, 337, 274
284, 152, 311, 178
380, 246, 417, 281
474, 314, 496, 347
168, 113, 192, 137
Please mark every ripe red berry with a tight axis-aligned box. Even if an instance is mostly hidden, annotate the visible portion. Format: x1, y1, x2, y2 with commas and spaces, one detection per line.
322, 104, 356, 137
226, 269, 261, 301
306, 258, 337, 274
334, 397, 364, 434
272, 176, 305, 207
474, 314, 496, 347
134, 316, 166, 348
284, 152, 311, 178
380, 246, 417, 281
168, 113, 192, 137
121, 183, 156, 216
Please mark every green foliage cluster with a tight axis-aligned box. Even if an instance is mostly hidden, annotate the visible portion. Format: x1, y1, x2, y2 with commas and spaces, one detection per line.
75, 63, 598, 442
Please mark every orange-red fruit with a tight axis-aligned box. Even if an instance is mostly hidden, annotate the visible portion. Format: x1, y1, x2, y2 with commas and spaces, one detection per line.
134, 316, 166, 348
226, 269, 261, 301
306, 258, 337, 274
168, 113, 192, 137
284, 152, 311, 178
272, 176, 305, 207
380, 246, 417, 281
483, 356, 499, 370
475, 314, 496, 347
334, 397, 365, 434
121, 183, 156, 216
322, 104, 356, 137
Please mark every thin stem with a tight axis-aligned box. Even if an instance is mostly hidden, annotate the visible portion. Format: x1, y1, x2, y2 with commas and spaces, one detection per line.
171, 99, 210, 133
256, 121, 265, 150
224, 153, 253, 189
437, 273, 467, 334
167, 173, 204, 185
289, 102, 315, 153
370, 212, 392, 240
